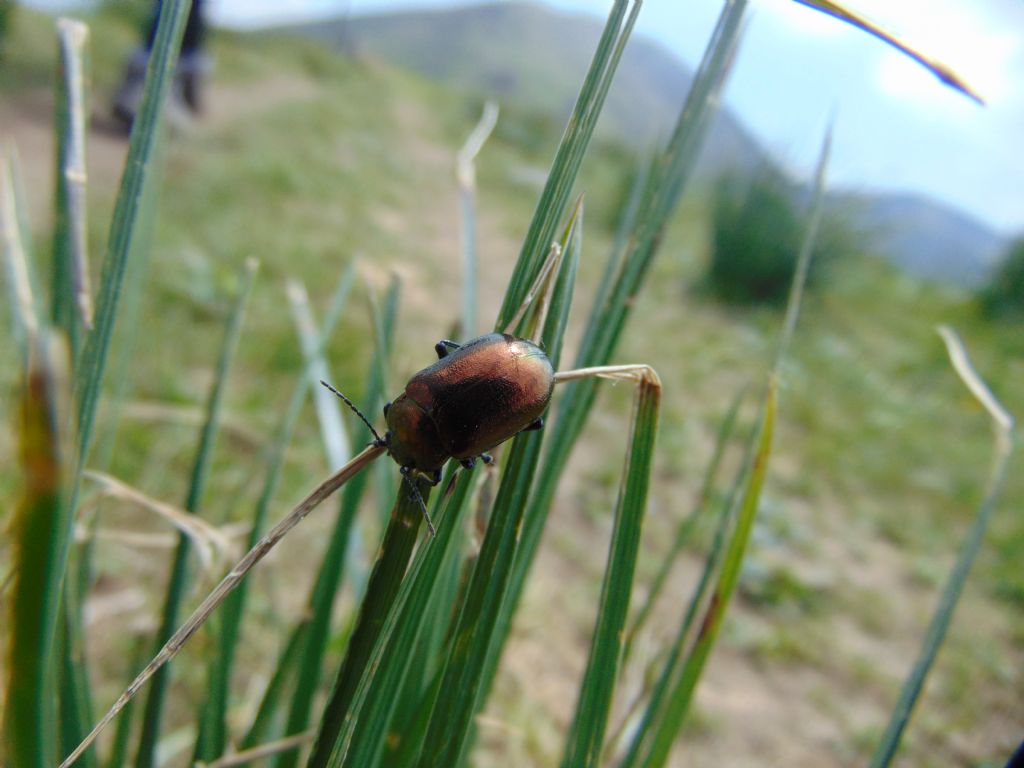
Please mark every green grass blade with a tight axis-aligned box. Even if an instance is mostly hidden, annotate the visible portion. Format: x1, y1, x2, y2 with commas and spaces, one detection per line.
3, 331, 68, 768
58, 594, 97, 768
617, 417, 758, 768
306, 484, 431, 768
494, 0, 637, 330
457, 100, 498, 339
289, 279, 352, 467
51, 18, 91, 363
240, 623, 307, 750
576, 0, 746, 374
561, 371, 661, 768
274, 277, 400, 768
193, 265, 354, 762
104, 640, 147, 768
456, 205, 582, 759
775, 127, 831, 368
585, 154, 652, 344
73, 0, 189, 482
134, 258, 256, 768
51, 15, 191, 755
636, 380, 776, 768
623, 388, 745, 665
380, 535, 466, 766
869, 329, 1016, 768
2, 147, 40, 357
331, 468, 474, 768
50, 22, 96, 758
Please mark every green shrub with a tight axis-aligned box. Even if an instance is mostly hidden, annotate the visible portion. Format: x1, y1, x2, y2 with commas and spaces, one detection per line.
704, 164, 839, 306
978, 237, 1024, 319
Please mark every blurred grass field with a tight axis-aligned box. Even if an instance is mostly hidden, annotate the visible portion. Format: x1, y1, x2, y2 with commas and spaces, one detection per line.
1, 5, 1021, 766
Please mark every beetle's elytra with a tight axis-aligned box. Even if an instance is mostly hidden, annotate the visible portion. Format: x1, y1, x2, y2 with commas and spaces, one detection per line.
382, 332, 554, 478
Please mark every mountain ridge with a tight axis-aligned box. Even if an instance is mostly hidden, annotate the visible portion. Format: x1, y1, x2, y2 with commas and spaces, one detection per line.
288, 0, 1006, 285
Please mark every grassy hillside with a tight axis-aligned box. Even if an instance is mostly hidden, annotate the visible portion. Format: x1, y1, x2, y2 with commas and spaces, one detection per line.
0, 6, 1020, 767
295, 1, 764, 172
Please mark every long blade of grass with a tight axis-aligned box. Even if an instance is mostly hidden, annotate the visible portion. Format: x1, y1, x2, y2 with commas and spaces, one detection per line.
329, 466, 472, 768
2, 147, 40, 356
59, 595, 97, 768
52, 18, 92, 351
869, 328, 1015, 768
103, 639, 147, 768
134, 259, 257, 768
623, 388, 745, 665
635, 380, 776, 768
289, 279, 351, 468
50, 24, 95, 758
274, 277, 401, 768
305, 482, 431, 768
52, 12, 191, 761
775, 127, 831, 367
457, 100, 499, 338
792, 0, 983, 103
561, 368, 661, 768
193, 265, 356, 761
3, 331, 69, 768
240, 621, 307, 750
494, 0, 638, 330
72, 0, 190, 487
379, 528, 467, 767
615, 416, 758, 767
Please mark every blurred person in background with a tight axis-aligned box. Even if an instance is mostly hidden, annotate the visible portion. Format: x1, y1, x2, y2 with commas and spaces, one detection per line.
112, 0, 208, 129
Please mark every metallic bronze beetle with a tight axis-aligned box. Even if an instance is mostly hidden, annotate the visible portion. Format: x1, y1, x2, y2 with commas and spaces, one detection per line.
322, 332, 554, 529
383, 333, 553, 478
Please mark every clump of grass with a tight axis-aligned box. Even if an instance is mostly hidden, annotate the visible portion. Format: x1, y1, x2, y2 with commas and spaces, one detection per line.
703, 161, 853, 307
977, 236, 1024, 319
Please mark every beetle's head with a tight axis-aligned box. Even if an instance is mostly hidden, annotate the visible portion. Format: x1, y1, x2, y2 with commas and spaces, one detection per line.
383, 394, 449, 473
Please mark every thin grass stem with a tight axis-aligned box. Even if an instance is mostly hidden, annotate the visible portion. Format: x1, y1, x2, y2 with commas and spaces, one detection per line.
869, 328, 1015, 767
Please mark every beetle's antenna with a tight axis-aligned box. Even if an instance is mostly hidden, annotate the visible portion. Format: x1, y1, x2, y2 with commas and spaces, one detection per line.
400, 468, 436, 536
320, 380, 384, 445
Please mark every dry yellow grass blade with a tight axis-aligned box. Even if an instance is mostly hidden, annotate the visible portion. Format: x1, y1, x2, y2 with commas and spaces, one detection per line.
82, 470, 234, 571
793, 0, 985, 104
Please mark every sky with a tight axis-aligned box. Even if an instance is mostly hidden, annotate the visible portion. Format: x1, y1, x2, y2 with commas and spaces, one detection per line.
33, 0, 1024, 235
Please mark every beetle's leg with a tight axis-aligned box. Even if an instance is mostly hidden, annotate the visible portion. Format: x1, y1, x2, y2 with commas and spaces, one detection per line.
459, 457, 476, 470
400, 466, 436, 536
523, 417, 544, 432
480, 453, 493, 465
431, 468, 442, 486
435, 339, 461, 359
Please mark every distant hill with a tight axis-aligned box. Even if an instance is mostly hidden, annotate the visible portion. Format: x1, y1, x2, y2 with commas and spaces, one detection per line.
288, 0, 1006, 286
831, 191, 1005, 286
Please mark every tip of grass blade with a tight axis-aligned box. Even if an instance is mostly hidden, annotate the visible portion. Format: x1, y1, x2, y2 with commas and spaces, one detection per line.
792, 0, 985, 104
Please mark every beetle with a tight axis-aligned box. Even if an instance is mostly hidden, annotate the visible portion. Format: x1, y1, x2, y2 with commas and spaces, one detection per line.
321, 332, 555, 532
